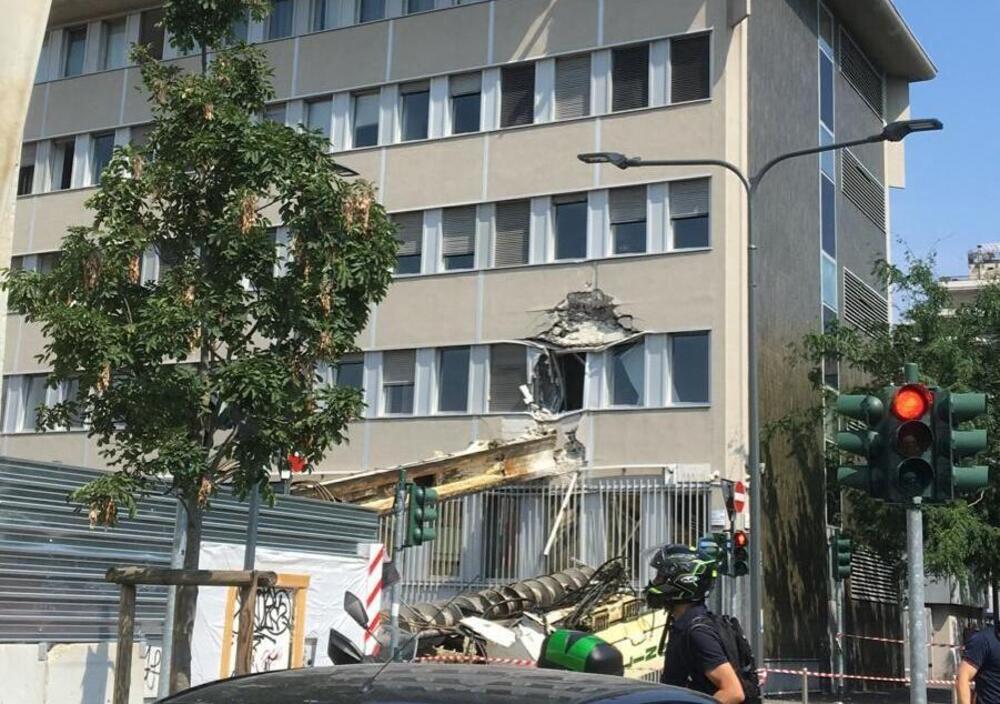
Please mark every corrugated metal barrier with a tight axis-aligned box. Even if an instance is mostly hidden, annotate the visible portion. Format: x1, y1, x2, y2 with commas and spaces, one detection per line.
0, 457, 379, 644
382, 475, 711, 604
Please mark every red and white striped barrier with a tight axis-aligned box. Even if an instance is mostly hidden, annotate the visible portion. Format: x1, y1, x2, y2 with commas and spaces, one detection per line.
361, 543, 386, 655
761, 667, 955, 687
417, 654, 536, 667
837, 633, 959, 649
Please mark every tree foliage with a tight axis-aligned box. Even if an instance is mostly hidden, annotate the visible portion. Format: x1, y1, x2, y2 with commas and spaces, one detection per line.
3, 0, 398, 523
768, 255, 1000, 588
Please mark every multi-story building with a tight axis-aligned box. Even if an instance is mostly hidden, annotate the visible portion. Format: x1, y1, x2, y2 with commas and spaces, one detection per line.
7, 0, 933, 666
942, 243, 1000, 311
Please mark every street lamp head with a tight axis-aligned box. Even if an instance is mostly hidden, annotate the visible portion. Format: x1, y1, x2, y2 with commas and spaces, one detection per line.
577, 151, 632, 169
881, 118, 943, 143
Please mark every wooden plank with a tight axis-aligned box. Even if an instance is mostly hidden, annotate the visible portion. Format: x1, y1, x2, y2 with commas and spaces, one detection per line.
112, 584, 136, 704
234, 575, 258, 676
362, 469, 547, 514
106, 566, 277, 587
218, 586, 239, 679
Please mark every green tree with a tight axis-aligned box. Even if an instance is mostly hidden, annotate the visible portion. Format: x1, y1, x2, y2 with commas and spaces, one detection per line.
767, 256, 999, 602
3, 0, 397, 690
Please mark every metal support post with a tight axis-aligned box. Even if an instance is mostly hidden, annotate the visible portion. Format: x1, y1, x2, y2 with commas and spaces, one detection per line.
389, 469, 407, 661
157, 499, 187, 700
907, 497, 927, 704
243, 481, 262, 571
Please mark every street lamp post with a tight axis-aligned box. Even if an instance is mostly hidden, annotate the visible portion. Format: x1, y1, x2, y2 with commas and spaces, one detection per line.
578, 118, 941, 662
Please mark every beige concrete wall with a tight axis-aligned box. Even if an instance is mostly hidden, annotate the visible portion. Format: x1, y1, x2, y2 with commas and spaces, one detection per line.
390, 2, 491, 81
586, 408, 715, 467
0, 642, 146, 704
17, 188, 94, 253
373, 273, 478, 348
382, 135, 485, 211
492, 0, 599, 63
603, 0, 708, 45
297, 24, 389, 95
44, 71, 124, 136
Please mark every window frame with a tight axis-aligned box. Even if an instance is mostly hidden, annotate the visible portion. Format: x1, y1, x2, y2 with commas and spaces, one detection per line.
99, 17, 128, 71
62, 26, 87, 78
351, 91, 381, 148
669, 178, 711, 251
399, 82, 431, 142
381, 350, 416, 416
552, 194, 589, 262
267, 0, 295, 40
436, 346, 471, 414
609, 185, 648, 256
358, 0, 386, 23
449, 72, 482, 135
611, 43, 650, 113
607, 339, 645, 408
668, 331, 710, 405
89, 132, 116, 186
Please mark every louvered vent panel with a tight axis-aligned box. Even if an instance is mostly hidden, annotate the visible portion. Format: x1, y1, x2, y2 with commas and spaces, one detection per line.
843, 269, 889, 336
842, 151, 885, 231
490, 344, 527, 412
393, 212, 423, 255
670, 178, 710, 217
610, 186, 647, 224
671, 34, 711, 103
382, 350, 415, 384
555, 54, 591, 119
494, 200, 530, 267
442, 206, 476, 256
840, 29, 883, 117
501, 64, 535, 127
612, 44, 649, 112
848, 546, 899, 604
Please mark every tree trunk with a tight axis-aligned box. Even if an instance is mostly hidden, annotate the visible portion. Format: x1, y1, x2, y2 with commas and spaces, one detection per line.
169, 493, 203, 694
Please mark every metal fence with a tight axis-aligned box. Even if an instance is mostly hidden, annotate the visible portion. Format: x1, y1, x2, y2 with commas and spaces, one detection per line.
0, 457, 380, 644
381, 475, 712, 604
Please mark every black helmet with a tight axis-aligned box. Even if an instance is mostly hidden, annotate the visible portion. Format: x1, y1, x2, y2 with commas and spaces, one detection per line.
645, 543, 717, 608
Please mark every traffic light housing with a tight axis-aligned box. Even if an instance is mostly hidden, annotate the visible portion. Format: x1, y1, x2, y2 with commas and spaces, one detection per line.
700, 532, 730, 576
835, 393, 886, 497
938, 391, 990, 496
831, 530, 851, 581
405, 483, 439, 547
885, 383, 937, 502
731, 530, 749, 577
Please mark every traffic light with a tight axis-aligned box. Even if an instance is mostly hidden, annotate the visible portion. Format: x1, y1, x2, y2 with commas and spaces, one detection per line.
885, 383, 937, 502
404, 483, 439, 547
938, 391, 990, 496
731, 530, 749, 577
831, 530, 852, 581
699, 532, 730, 576
835, 393, 886, 496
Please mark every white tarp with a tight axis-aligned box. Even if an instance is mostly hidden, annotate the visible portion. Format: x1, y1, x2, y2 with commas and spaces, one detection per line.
190, 541, 370, 686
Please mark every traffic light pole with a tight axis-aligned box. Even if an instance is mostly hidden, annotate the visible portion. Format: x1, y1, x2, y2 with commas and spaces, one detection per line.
389, 469, 407, 661
907, 497, 927, 704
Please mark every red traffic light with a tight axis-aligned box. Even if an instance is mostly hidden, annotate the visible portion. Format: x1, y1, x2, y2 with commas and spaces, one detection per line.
733, 530, 748, 549
891, 384, 931, 421
287, 452, 307, 473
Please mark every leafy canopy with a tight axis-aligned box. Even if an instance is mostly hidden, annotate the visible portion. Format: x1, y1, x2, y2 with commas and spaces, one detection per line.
4, 3, 398, 522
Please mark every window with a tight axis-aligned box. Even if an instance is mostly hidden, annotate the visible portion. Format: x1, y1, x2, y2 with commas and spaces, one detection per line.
90, 132, 115, 186
335, 353, 365, 391
820, 126, 835, 179
11, 252, 62, 274
17, 145, 35, 197
270, 227, 291, 277
264, 103, 287, 125
610, 340, 644, 406
553, 193, 587, 261
139, 9, 166, 60
229, 11, 250, 44
819, 52, 834, 131
267, 0, 295, 39
393, 212, 423, 275
407, 0, 435, 13
501, 63, 535, 128
130, 124, 154, 148
493, 200, 530, 268
610, 185, 646, 254
358, 0, 386, 23
51, 139, 75, 191
437, 346, 470, 412
306, 98, 333, 140
612, 44, 648, 112
382, 350, 415, 415
312, 0, 333, 31
670, 178, 710, 249
670, 332, 709, 404
554, 54, 590, 120
671, 34, 711, 103
352, 91, 380, 148
450, 73, 481, 134
22, 375, 50, 431
489, 344, 527, 412
442, 206, 476, 271
400, 82, 430, 142
821, 174, 836, 257
63, 26, 87, 78
100, 18, 127, 71
822, 254, 838, 310
818, 5, 834, 56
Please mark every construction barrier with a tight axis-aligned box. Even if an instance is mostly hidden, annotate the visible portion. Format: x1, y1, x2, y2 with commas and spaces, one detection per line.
837, 632, 959, 649
761, 667, 955, 687
417, 654, 536, 667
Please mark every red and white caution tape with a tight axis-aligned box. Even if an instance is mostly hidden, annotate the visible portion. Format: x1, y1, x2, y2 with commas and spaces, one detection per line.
761, 667, 955, 687
837, 633, 959, 649
417, 654, 536, 667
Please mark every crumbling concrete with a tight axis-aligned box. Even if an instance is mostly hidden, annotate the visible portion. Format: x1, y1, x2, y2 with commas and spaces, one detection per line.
534, 288, 636, 349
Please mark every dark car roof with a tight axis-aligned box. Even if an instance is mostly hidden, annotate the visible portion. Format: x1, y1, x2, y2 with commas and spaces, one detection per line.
162, 664, 716, 704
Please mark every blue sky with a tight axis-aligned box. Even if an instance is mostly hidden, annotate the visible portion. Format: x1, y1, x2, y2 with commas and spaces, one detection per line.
889, 1, 1000, 278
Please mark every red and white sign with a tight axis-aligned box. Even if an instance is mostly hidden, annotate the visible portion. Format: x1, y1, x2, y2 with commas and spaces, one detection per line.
732, 481, 747, 514
361, 543, 386, 655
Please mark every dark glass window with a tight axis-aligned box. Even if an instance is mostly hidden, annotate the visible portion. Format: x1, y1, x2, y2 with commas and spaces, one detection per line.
612, 44, 649, 112
554, 196, 587, 260
17, 165, 34, 196
407, 0, 435, 13
450, 73, 481, 135
336, 355, 364, 391
820, 52, 834, 130
501, 64, 535, 127
55, 140, 75, 191
90, 133, 115, 185
63, 27, 87, 77
671, 332, 709, 403
400, 84, 430, 141
139, 9, 165, 60
821, 174, 836, 257
438, 347, 470, 412
673, 216, 709, 249
353, 92, 380, 148
359, 0, 385, 23
268, 0, 294, 39
671, 34, 711, 103
611, 340, 644, 406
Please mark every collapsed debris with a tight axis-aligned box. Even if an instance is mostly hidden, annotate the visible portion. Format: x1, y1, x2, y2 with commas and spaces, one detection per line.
535, 288, 637, 349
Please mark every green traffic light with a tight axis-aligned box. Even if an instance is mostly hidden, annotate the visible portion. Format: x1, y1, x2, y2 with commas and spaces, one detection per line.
837, 465, 872, 490
950, 393, 986, 421
832, 531, 852, 580
952, 429, 988, 457
835, 394, 885, 424
836, 430, 880, 458
953, 466, 990, 493
405, 483, 440, 547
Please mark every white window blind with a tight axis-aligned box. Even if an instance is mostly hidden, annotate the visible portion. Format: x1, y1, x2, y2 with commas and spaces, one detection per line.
670, 178, 710, 218
501, 63, 535, 127
494, 200, 530, 267
490, 344, 527, 412
670, 34, 711, 103
555, 54, 591, 120
610, 185, 647, 255
393, 212, 423, 274
382, 350, 415, 415
442, 206, 476, 270
612, 44, 649, 112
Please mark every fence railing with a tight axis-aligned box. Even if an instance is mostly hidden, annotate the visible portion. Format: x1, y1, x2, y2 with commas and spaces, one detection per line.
380, 475, 712, 604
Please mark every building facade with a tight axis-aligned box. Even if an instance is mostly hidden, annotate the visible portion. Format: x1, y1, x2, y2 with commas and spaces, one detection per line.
942, 243, 1000, 311
7, 0, 933, 662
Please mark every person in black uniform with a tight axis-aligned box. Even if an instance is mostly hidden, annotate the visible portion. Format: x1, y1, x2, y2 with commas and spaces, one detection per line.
957, 622, 1000, 704
645, 544, 747, 704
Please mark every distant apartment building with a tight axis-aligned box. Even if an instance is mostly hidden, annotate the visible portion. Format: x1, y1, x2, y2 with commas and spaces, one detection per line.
7, 0, 933, 662
941, 243, 1000, 310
